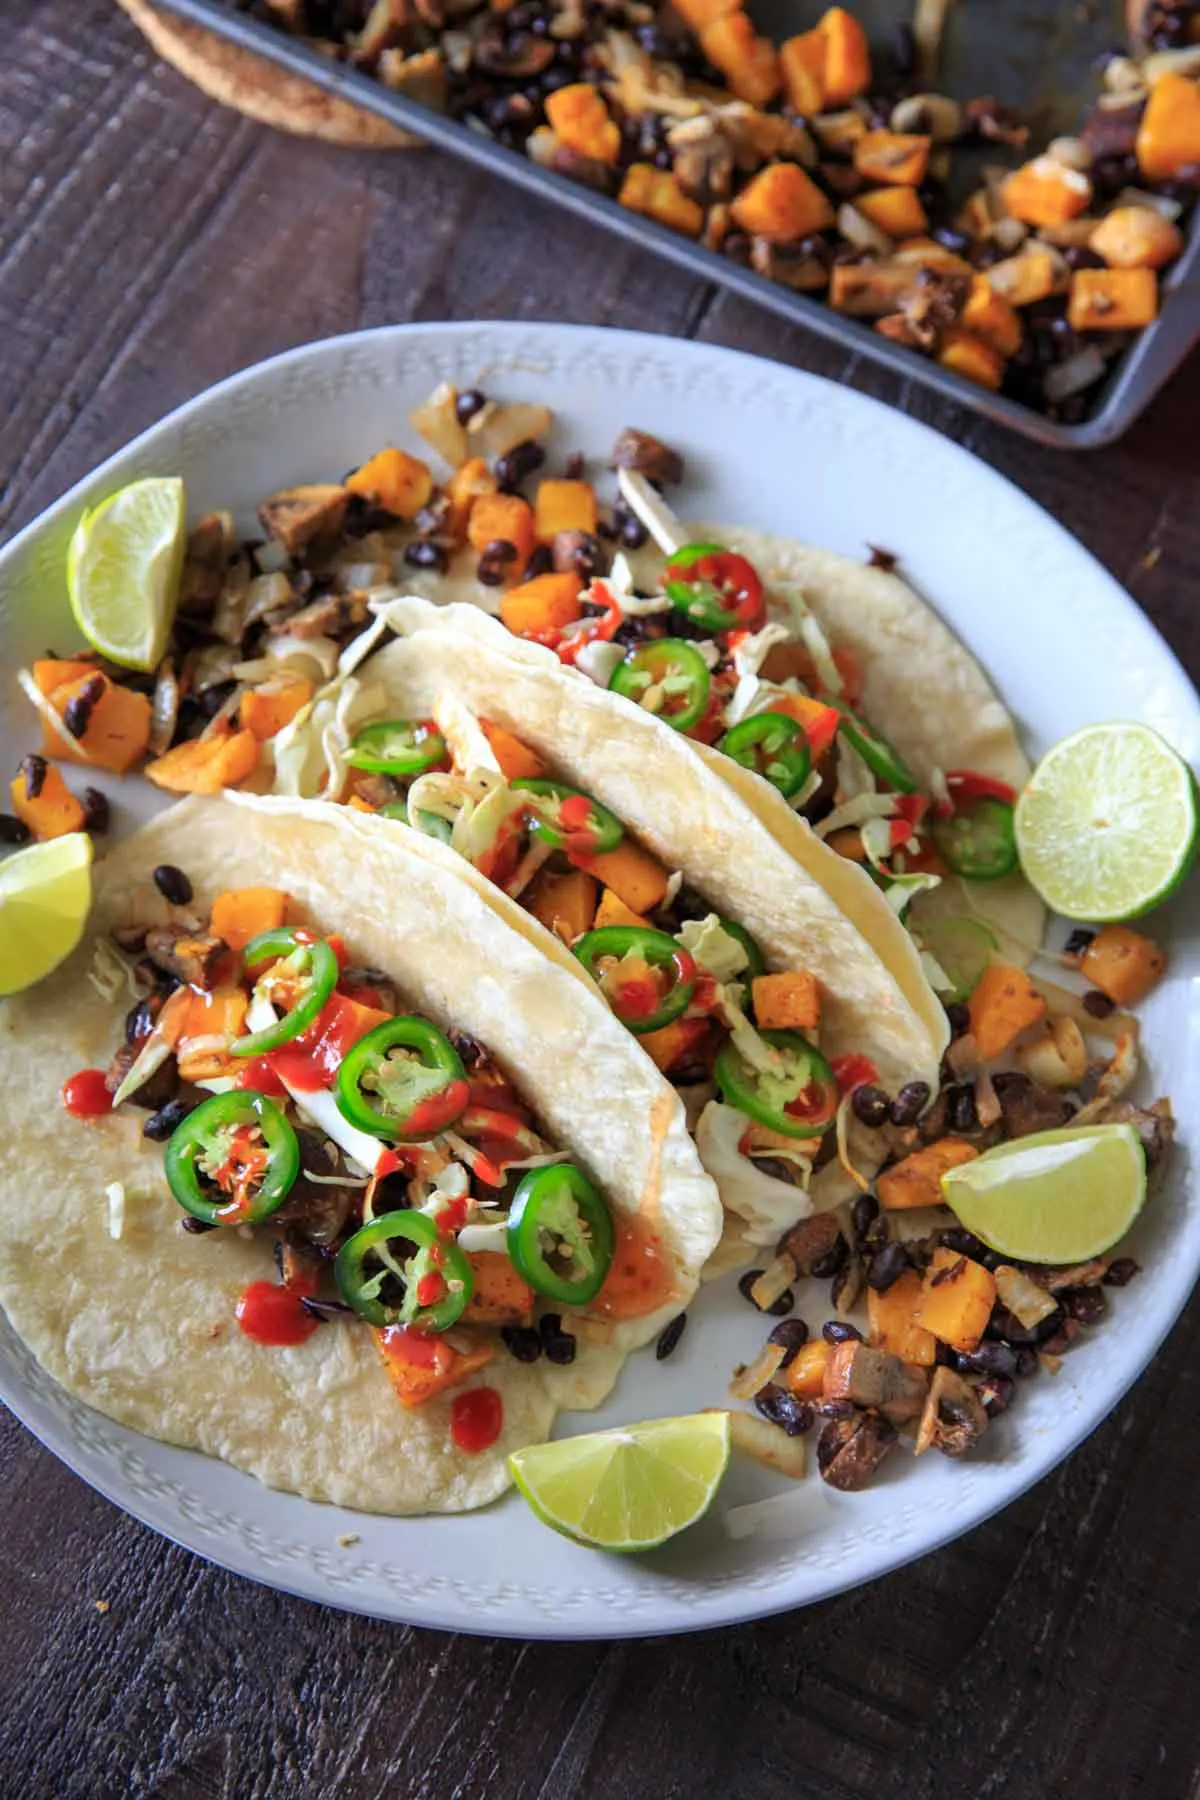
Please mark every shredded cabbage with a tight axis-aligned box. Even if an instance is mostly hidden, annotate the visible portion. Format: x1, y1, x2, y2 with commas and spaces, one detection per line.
87, 940, 139, 1004
713, 981, 778, 1075
677, 913, 749, 984
814, 792, 897, 841
574, 641, 626, 688
771, 587, 842, 696
695, 1102, 812, 1243
731, 622, 792, 681
883, 872, 943, 916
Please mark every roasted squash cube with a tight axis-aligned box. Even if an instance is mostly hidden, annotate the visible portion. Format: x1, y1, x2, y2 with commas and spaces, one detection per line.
914, 1248, 997, 1353
961, 275, 1023, 357
570, 838, 669, 913
937, 328, 1006, 391
1080, 924, 1166, 1006
730, 162, 834, 242
1136, 71, 1200, 182
618, 163, 706, 237
534, 479, 597, 542
819, 4, 871, 105
779, 28, 826, 114
854, 185, 928, 237
1067, 267, 1158, 331
525, 868, 598, 945
853, 130, 930, 187
1002, 155, 1093, 227
545, 82, 621, 164
751, 970, 821, 1031
10, 763, 85, 839
498, 571, 582, 636
877, 1138, 980, 1211
345, 446, 433, 519
867, 1271, 938, 1366
699, 11, 781, 106
968, 962, 1046, 1060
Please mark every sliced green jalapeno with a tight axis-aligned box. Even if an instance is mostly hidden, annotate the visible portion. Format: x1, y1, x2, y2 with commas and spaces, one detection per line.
663, 542, 765, 634
837, 710, 917, 794
346, 718, 447, 777
510, 778, 625, 855
931, 797, 1018, 881
164, 1090, 299, 1225
608, 639, 711, 734
335, 1210, 473, 1330
335, 1016, 469, 1141
715, 1030, 839, 1139
507, 1164, 615, 1305
720, 711, 813, 799
231, 929, 339, 1057
573, 925, 697, 1035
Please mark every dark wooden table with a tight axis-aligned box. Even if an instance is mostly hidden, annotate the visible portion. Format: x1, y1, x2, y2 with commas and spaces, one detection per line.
3, 5, 1199, 1796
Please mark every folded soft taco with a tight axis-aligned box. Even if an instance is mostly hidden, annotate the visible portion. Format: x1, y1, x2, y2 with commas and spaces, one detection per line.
0, 795, 721, 1515
268, 602, 947, 1247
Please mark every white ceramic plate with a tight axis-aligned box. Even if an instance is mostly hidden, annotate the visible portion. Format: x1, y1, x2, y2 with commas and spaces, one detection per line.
1, 323, 1197, 1639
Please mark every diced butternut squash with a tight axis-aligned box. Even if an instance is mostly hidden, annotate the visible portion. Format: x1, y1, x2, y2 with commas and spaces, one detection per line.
462, 1252, 535, 1326
699, 11, 781, 105
779, 28, 827, 114
498, 571, 583, 637
961, 275, 1023, 357
1080, 924, 1166, 1006
671, 0, 740, 28
914, 1247, 997, 1353
33, 657, 96, 699
752, 970, 821, 1032
177, 987, 250, 1081
346, 794, 377, 814
524, 868, 598, 945
1067, 266, 1158, 331
10, 764, 85, 839
759, 691, 842, 760
144, 726, 260, 795
819, 4, 871, 105
1002, 155, 1093, 226
1090, 204, 1184, 270
868, 1271, 938, 1367
782, 1337, 831, 1399
545, 82, 620, 164
446, 456, 498, 540
937, 328, 1006, 391
467, 492, 536, 563
479, 719, 546, 780
210, 886, 289, 953
877, 1138, 980, 1211
594, 887, 650, 930
345, 446, 433, 520
372, 1325, 493, 1409
730, 162, 835, 242
829, 260, 916, 316
1136, 70, 1200, 182
618, 164, 705, 237
43, 672, 152, 774
968, 961, 1046, 1060
853, 130, 930, 187
986, 247, 1064, 307
240, 676, 314, 742
534, 479, 597, 542
640, 1014, 710, 1074
570, 838, 669, 913
855, 185, 928, 237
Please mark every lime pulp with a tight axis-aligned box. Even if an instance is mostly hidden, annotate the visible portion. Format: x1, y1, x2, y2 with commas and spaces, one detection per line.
66, 476, 186, 673
941, 1123, 1147, 1264
0, 833, 94, 998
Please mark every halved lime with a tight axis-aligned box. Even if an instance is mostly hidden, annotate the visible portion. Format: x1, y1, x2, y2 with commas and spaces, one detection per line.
0, 833, 94, 998
941, 1123, 1146, 1263
509, 1411, 731, 1552
67, 476, 186, 672
1015, 722, 1198, 922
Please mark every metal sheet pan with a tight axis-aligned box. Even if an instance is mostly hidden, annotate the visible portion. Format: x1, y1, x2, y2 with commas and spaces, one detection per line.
152, 0, 1199, 448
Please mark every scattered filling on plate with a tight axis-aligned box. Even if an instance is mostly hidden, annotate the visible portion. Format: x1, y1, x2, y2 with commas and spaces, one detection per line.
227, 0, 1198, 420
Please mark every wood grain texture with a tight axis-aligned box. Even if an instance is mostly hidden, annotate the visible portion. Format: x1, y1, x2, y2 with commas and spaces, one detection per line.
1, 4, 1199, 1797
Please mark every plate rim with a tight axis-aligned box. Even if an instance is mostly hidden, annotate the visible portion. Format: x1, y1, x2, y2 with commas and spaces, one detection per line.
2, 318, 1197, 1639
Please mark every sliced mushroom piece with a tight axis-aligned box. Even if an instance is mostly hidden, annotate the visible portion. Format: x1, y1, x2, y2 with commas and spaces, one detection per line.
915, 1365, 989, 1457
144, 927, 227, 990
991, 1071, 1074, 1139
472, 31, 556, 78
258, 484, 350, 557
377, 46, 446, 109
610, 427, 684, 486
1085, 1096, 1174, 1170
178, 511, 236, 619
890, 91, 963, 142
817, 1411, 898, 1491
671, 129, 735, 206
354, 0, 444, 64
779, 1210, 844, 1277
149, 658, 181, 758
273, 591, 370, 641
750, 238, 831, 290
823, 1340, 929, 1423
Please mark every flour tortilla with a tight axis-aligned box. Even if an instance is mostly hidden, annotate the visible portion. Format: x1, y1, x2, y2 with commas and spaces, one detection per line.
361, 601, 945, 1106
117, 0, 415, 149
0, 796, 720, 1515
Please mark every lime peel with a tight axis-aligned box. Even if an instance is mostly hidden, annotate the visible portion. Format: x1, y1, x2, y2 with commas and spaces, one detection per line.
0, 833, 94, 998
942, 1123, 1147, 1264
67, 476, 186, 673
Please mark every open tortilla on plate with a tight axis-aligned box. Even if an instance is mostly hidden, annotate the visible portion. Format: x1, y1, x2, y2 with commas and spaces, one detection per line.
0, 794, 721, 1515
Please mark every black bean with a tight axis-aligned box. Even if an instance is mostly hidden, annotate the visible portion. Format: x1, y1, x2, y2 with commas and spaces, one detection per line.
956, 1341, 1017, 1379
933, 225, 971, 256
767, 1317, 809, 1364
738, 1269, 763, 1306
866, 1241, 909, 1293
19, 753, 47, 800
1104, 1257, 1140, 1287
180, 1215, 216, 1234
124, 998, 156, 1043
1082, 988, 1115, 1018
153, 864, 193, 905
540, 1312, 577, 1364
477, 539, 519, 586
62, 674, 105, 739
404, 540, 449, 573
81, 786, 110, 834
818, 1397, 858, 1419
754, 1385, 814, 1436
979, 1374, 1015, 1417
619, 508, 650, 550
143, 1095, 193, 1141
946, 1083, 978, 1134
495, 439, 546, 490
523, 544, 554, 581
944, 1001, 970, 1037
655, 1312, 688, 1360
939, 1226, 986, 1259
1015, 1346, 1039, 1378
890, 1081, 931, 1126
455, 388, 487, 425
822, 1319, 862, 1345
851, 1194, 879, 1241
0, 812, 31, 845
890, 18, 916, 76
1063, 927, 1095, 957
736, 1268, 795, 1315
564, 451, 585, 480
851, 1083, 890, 1128
1061, 1287, 1106, 1326
501, 1325, 542, 1363
812, 1237, 849, 1279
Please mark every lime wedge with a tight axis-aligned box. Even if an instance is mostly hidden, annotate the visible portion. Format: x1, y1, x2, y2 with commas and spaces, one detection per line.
1015, 722, 1198, 922
509, 1412, 731, 1552
67, 476, 186, 672
0, 833, 94, 998
941, 1124, 1146, 1264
